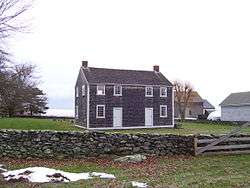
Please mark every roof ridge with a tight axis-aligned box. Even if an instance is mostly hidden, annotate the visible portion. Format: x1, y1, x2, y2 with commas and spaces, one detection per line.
88, 66, 155, 73
231, 91, 250, 94
81, 66, 173, 86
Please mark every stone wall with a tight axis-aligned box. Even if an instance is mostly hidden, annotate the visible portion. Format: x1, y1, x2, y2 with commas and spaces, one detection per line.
0, 130, 194, 159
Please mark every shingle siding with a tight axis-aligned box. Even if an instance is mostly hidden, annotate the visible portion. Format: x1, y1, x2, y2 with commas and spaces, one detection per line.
82, 67, 172, 86
89, 84, 173, 128
75, 65, 174, 129
75, 70, 88, 127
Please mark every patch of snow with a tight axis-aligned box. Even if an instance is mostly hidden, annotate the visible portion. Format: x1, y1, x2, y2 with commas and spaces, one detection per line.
91, 172, 116, 179
2, 167, 115, 183
131, 181, 148, 188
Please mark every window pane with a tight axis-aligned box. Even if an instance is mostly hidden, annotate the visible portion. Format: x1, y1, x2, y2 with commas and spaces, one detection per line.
97, 106, 104, 117
97, 85, 105, 95
146, 87, 153, 96
115, 85, 122, 95
161, 87, 167, 96
161, 107, 165, 116
161, 106, 167, 117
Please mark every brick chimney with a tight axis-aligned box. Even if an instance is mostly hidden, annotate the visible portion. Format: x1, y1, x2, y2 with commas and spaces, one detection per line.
153, 65, 159, 72
82, 61, 88, 68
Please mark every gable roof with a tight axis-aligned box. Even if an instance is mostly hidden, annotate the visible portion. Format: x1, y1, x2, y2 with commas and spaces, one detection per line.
81, 67, 172, 86
189, 92, 203, 103
175, 91, 203, 103
220, 91, 250, 107
203, 99, 215, 109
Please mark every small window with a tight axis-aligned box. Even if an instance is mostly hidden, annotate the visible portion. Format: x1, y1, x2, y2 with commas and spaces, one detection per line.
145, 87, 153, 97
75, 105, 79, 119
82, 85, 85, 96
76, 87, 79, 97
160, 87, 168, 97
114, 85, 122, 96
97, 85, 105, 95
96, 105, 105, 118
160, 105, 168, 117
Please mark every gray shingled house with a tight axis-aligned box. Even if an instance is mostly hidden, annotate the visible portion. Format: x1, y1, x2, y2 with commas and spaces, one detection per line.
220, 91, 250, 122
75, 61, 174, 129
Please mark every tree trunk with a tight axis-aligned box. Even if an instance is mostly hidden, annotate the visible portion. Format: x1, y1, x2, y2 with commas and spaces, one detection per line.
180, 110, 186, 120
178, 103, 186, 121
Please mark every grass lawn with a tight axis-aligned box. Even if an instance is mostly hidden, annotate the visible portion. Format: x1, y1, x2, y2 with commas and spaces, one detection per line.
1, 118, 250, 135
0, 118, 250, 187
106, 122, 250, 135
0, 118, 81, 131
1, 155, 250, 188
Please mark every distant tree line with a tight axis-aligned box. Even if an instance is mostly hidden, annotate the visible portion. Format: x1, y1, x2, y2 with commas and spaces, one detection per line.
0, 0, 48, 117
0, 60, 48, 117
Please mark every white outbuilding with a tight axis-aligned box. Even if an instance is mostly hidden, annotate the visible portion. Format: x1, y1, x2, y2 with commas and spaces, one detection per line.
220, 91, 250, 122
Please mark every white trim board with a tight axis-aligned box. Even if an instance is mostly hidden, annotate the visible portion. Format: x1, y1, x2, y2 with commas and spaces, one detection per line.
85, 125, 174, 130
172, 87, 174, 126
88, 83, 173, 87
80, 67, 90, 84
75, 124, 86, 129
87, 84, 90, 129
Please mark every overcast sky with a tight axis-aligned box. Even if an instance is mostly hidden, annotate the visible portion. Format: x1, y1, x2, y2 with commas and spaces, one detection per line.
8, 0, 250, 110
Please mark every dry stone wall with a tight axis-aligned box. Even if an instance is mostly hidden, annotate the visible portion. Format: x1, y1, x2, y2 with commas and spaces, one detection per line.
0, 130, 194, 159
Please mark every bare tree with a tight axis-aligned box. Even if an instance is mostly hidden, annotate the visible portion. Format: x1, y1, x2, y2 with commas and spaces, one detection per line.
173, 80, 193, 120
0, 0, 31, 38
0, 1, 36, 116
0, 0, 31, 57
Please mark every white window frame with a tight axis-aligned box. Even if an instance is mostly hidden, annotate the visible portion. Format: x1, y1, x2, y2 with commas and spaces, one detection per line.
75, 105, 79, 119
96, 85, 105, 95
114, 85, 122, 96
82, 85, 85, 96
76, 87, 79, 97
145, 86, 153, 97
160, 87, 168, 97
160, 105, 168, 118
96, 105, 105, 118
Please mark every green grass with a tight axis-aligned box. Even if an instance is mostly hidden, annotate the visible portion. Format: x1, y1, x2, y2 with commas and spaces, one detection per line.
1, 155, 250, 187
1, 118, 250, 135
0, 118, 250, 187
0, 118, 81, 131
106, 122, 250, 135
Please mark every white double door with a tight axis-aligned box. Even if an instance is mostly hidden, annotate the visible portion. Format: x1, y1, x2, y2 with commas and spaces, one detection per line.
113, 107, 153, 127
145, 108, 153, 127
113, 107, 123, 127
